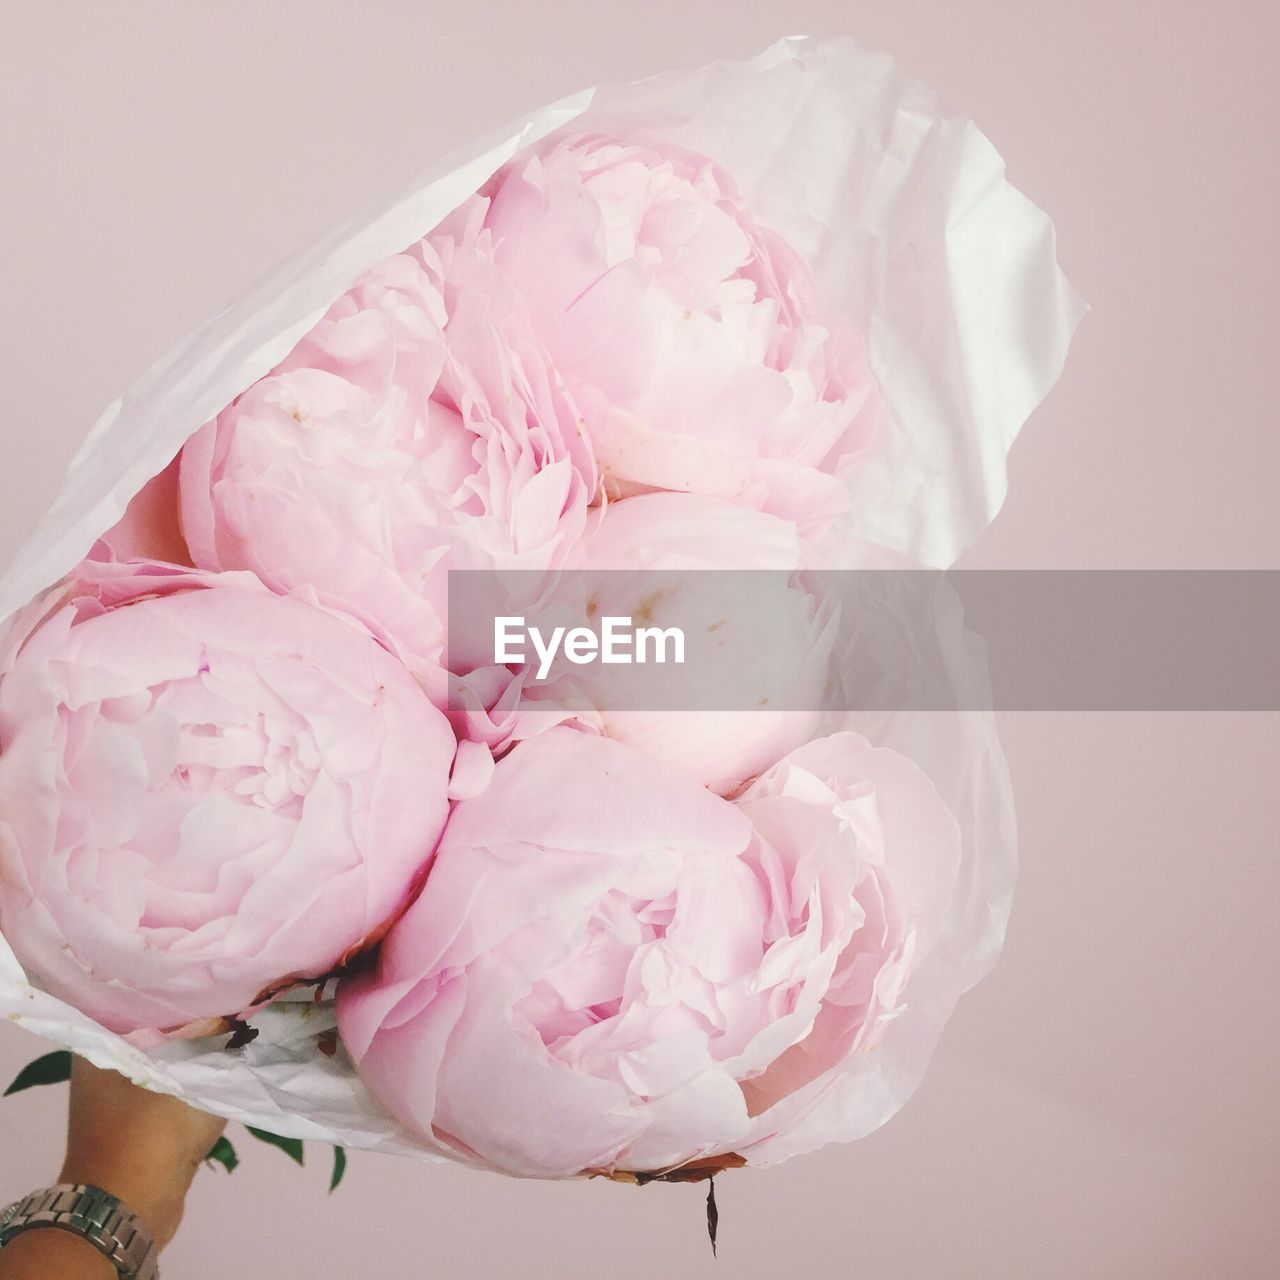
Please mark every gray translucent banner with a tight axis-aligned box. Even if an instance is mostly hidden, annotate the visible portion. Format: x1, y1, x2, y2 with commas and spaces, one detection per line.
446, 570, 1280, 712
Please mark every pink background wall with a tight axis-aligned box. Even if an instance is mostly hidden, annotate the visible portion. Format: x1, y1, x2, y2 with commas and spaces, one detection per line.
1, 3, 1276, 1276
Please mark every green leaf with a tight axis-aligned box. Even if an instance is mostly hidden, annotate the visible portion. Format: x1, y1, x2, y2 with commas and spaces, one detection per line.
245, 1125, 305, 1166
4, 1050, 72, 1096
205, 1136, 239, 1173
329, 1146, 347, 1192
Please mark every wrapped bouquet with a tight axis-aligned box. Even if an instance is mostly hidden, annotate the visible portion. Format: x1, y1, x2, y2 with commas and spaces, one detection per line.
0, 34, 1081, 1205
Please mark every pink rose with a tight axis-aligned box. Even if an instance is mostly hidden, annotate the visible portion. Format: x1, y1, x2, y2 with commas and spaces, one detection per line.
0, 560, 454, 1035
178, 197, 597, 688
479, 132, 881, 528
337, 726, 959, 1178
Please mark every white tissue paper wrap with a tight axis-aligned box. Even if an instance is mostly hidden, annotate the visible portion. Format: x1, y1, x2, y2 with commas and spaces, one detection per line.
0, 34, 1083, 1157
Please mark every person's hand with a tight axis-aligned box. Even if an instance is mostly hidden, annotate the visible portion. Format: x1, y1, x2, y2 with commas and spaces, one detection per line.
0, 1055, 225, 1278
59, 1055, 227, 1248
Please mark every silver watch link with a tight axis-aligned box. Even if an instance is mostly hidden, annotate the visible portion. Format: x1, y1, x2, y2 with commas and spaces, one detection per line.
0, 1183, 159, 1279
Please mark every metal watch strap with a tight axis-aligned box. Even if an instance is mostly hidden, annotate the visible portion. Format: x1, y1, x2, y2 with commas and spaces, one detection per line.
0, 1183, 159, 1279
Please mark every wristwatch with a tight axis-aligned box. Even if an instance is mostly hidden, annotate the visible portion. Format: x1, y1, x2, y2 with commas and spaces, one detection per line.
0, 1183, 159, 1278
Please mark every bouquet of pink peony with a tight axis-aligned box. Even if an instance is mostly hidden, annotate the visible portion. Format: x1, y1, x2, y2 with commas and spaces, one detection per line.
0, 35, 1081, 1194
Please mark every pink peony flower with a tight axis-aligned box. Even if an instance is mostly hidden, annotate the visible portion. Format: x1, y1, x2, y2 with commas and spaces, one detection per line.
337, 726, 959, 1178
524, 491, 835, 794
94, 455, 194, 568
0, 560, 455, 1036
479, 131, 882, 528
177, 198, 597, 691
